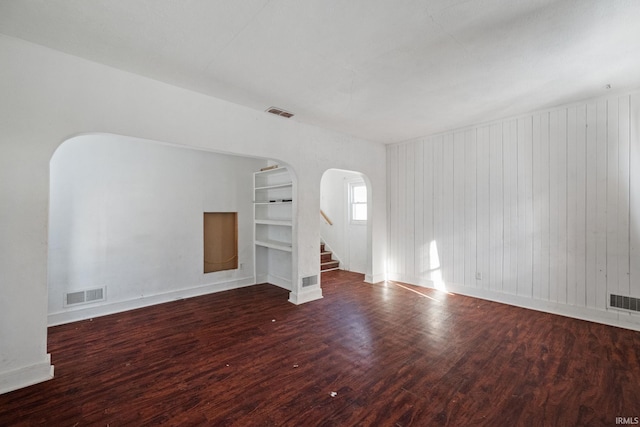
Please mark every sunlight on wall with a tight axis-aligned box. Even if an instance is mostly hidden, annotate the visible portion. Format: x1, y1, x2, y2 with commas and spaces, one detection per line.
429, 240, 447, 292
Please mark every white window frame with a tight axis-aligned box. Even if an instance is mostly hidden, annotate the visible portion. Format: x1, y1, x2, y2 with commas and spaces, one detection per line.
348, 181, 367, 225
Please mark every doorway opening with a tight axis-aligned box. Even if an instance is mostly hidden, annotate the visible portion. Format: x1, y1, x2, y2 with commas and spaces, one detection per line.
320, 169, 372, 275
48, 133, 293, 325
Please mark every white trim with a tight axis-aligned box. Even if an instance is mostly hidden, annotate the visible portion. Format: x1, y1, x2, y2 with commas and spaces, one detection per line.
345, 177, 367, 272
365, 273, 386, 284
289, 287, 323, 305
348, 180, 368, 224
0, 355, 54, 395
395, 89, 640, 147
267, 273, 292, 291
48, 276, 256, 326
387, 273, 640, 332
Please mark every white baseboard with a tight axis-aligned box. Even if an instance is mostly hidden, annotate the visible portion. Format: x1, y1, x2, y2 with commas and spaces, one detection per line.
365, 273, 386, 284
48, 276, 256, 326
386, 273, 640, 332
0, 355, 54, 395
267, 274, 292, 291
289, 287, 323, 305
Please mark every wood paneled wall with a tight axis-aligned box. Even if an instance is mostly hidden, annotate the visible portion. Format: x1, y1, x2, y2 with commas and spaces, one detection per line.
387, 93, 640, 328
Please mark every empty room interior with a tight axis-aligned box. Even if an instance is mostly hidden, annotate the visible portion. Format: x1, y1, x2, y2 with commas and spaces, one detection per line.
2, 1, 640, 425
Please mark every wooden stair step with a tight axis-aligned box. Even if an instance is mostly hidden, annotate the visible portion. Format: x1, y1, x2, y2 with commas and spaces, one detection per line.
320, 242, 339, 271
321, 260, 340, 271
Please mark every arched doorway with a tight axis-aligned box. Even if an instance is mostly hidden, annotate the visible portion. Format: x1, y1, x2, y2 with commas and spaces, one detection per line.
48, 133, 295, 325
320, 169, 372, 276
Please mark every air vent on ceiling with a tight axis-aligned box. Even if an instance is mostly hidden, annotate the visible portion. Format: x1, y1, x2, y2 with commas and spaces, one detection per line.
266, 107, 294, 118
610, 294, 640, 312
64, 287, 106, 307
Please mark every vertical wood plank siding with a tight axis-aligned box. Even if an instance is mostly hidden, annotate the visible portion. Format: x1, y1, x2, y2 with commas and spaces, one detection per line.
386, 94, 640, 328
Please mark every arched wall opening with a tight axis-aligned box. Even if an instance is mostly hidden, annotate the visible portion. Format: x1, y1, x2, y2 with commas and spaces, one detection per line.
48, 133, 297, 325
320, 168, 373, 279
0, 34, 387, 395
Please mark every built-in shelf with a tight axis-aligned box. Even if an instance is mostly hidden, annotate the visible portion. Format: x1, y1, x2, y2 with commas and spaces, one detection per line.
255, 219, 292, 226
255, 183, 293, 191
255, 239, 292, 252
254, 165, 294, 291
253, 201, 293, 205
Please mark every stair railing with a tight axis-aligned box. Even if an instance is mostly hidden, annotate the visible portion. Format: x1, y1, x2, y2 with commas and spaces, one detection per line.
320, 210, 333, 226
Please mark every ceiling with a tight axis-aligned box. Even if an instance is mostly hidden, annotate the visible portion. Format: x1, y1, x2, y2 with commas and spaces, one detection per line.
1, 0, 640, 144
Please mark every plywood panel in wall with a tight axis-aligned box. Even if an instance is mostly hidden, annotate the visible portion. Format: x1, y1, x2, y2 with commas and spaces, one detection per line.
414, 141, 425, 278
559, 110, 569, 304
585, 102, 598, 308
387, 145, 399, 276
630, 94, 640, 298
533, 113, 551, 301
489, 124, 504, 292
618, 97, 631, 298
566, 106, 578, 306
596, 100, 609, 309
442, 134, 455, 283
432, 136, 444, 285
607, 99, 620, 300
503, 120, 519, 295
405, 143, 416, 278
476, 127, 491, 290
399, 144, 408, 277
453, 132, 466, 285
423, 139, 435, 282
517, 117, 533, 298
574, 105, 588, 307
464, 130, 477, 288
549, 109, 568, 304
203, 212, 238, 273
548, 110, 559, 303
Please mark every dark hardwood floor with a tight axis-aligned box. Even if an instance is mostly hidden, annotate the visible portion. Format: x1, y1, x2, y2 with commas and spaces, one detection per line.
2, 270, 640, 426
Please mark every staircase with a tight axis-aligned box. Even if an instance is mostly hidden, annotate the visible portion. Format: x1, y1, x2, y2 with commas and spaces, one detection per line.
320, 243, 340, 272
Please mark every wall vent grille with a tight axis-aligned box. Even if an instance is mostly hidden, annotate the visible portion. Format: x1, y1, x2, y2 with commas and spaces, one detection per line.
610, 294, 640, 312
302, 275, 318, 287
266, 107, 294, 118
65, 287, 106, 307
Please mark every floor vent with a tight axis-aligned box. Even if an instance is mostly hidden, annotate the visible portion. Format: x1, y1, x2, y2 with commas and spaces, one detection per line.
302, 275, 318, 287
65, 287, 106, 307
610, 294, 640, 312
266, 107, 294, 118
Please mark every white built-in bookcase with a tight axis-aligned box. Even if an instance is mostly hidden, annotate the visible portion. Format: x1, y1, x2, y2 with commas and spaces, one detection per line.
253, 166, 294, 290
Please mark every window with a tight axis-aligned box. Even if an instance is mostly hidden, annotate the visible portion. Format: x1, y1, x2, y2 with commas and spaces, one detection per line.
349, 182, 367, 223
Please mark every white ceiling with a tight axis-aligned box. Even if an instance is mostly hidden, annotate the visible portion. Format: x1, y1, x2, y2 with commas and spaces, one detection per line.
1, 0, 640, 143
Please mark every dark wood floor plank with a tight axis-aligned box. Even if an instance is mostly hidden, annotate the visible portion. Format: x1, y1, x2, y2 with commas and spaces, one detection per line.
1, 270, 640, 425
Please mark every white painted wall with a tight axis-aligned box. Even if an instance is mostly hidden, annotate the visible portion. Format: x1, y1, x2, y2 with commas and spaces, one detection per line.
0, 35, 387, 394
387, 93, 640, 331
320, 169, 367, 273
48, 135, 264, 325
